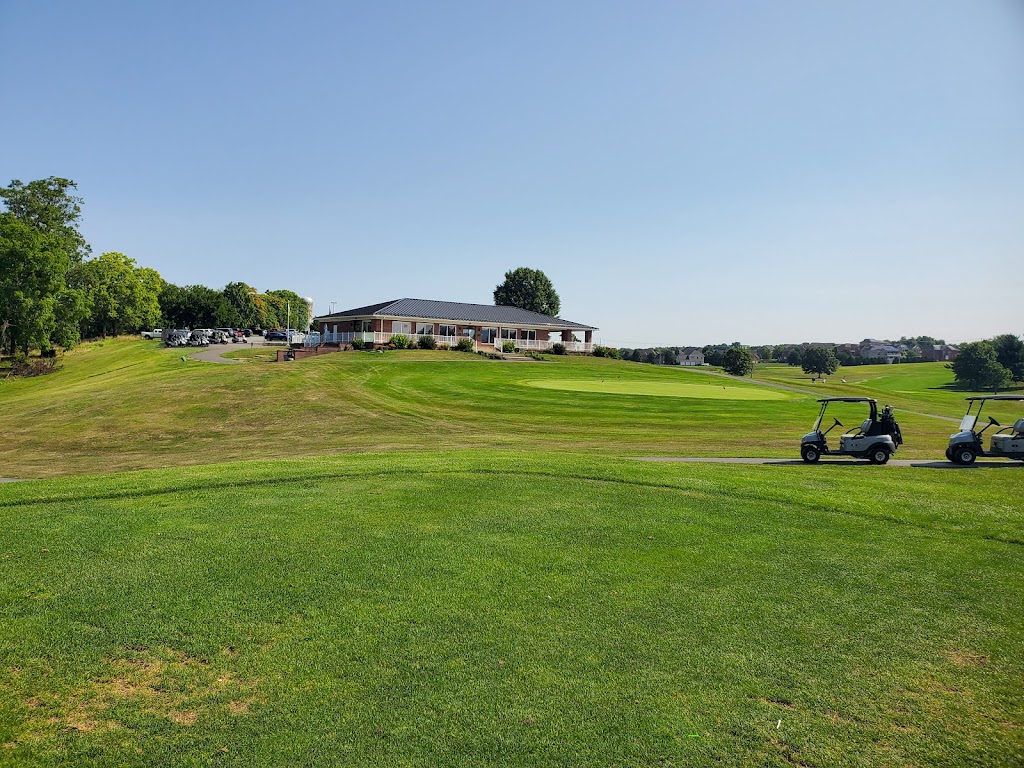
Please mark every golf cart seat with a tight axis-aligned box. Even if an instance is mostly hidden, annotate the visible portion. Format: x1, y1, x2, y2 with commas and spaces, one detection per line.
990, 418, 1024, 453
845, 418, 873, 437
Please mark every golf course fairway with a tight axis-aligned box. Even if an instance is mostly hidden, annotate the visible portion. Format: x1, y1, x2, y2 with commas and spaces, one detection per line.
1, 452, 1020, 767
525, 377, 797, 400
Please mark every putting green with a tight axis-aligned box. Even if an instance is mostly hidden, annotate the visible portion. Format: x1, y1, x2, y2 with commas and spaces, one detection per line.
525, 378, 797, 401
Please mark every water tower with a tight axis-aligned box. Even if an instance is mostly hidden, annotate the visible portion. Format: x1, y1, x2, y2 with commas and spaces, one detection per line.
303, 297, 314, 331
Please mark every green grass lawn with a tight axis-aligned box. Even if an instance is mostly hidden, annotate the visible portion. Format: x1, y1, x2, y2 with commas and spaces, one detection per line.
1, 340, 1007, 478
526, 378, 797, 401
1, 452, 1021, 766
752, 363, 1024, 421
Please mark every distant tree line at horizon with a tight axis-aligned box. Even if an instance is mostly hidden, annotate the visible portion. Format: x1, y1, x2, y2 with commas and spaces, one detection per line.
612, 334, 1023, 390
0, 177, 307, 362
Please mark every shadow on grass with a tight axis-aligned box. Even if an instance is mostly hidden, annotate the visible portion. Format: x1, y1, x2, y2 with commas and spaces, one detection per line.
930, 383, 1024, 394
910, 461, 1024, 470
769, 459, 1022, 469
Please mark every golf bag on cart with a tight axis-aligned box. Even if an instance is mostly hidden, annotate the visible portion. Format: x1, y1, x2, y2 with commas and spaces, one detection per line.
879, 405, 903, 447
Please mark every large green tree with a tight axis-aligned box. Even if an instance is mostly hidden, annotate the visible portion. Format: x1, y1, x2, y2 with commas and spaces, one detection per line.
0, 178, 90, 354
223, 282, 261, 329
991, 334, 1024, 382
801, 347, 839, 377
159, 284, 232, 329
493, 267, 561, 316
264, 289, 309, 329
79, 252, 163, 337
0, 177, 90, 262
951, 341, 1012, 391
722, 346, 755, 376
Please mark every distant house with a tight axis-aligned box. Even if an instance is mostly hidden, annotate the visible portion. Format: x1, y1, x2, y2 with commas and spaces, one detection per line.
861, 344, 902, 364
676, 347, 705, 366
313, 298, 597, 353
836, 343, 861, 358
921, 344, 959, 362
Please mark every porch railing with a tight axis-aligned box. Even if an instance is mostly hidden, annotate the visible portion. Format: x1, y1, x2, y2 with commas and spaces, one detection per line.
315, 330, 592, 353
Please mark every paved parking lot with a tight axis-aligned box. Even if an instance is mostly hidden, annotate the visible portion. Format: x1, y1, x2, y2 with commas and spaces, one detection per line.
186, 336, 285, 363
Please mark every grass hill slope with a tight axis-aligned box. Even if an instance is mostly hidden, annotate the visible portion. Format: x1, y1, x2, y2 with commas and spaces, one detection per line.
1, 452, 1021, 766
2, 340, 1012, 477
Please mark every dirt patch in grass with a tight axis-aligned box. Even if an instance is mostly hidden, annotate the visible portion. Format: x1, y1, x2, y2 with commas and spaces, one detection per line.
19, 647, 260, 740
759, 697, 797, 710
944, 648, 989, 667
769, 736, 812, 767
227, 699, 251, 715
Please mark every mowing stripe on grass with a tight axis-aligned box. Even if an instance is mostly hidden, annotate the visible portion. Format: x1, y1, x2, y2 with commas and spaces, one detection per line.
524, 378, 799, 400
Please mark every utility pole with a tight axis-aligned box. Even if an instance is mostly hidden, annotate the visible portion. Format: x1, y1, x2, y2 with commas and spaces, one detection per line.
287, 301, 291, 342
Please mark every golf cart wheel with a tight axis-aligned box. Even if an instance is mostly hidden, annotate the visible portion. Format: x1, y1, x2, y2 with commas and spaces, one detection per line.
868, 446, 890, 465
945, 447, 954, 462
801, 446, 821, 463
954, 447, 977, 465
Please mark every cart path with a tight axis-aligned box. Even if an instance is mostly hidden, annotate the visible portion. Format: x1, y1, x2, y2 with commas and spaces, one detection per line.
682, 367, 960, 423
188, 345, 249, 364
633, 456, 1021, 469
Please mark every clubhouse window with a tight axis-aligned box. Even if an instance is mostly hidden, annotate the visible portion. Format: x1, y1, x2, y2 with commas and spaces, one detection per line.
438, 325, 456, 337
481, 327, 497, 343
415, 322, 434, 335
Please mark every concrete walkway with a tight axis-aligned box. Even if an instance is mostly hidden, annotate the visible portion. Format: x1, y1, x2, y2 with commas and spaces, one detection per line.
634, 456, 1022, 469
188, 343, 259, 364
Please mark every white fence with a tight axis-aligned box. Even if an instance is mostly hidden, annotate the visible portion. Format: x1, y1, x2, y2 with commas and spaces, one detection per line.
314, 330, 591, 353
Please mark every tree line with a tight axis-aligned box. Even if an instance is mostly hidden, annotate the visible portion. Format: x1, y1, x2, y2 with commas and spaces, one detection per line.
0, 177, 307, 359
159, 282, 307, 333
950, 337, 1024, 391
613, 335, 1023, 390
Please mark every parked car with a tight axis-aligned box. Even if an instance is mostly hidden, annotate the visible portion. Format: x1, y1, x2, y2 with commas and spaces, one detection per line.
141, 328, 163, 340
265, 330, 288, 341
242, 329, 253, 337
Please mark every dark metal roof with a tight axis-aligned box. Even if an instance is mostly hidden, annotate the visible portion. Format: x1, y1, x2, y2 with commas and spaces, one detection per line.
965, 395, 1024, 401
315, 298, 597, 330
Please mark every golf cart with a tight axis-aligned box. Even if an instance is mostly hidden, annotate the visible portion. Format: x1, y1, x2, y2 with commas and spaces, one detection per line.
946, 396, 1024, 465
800, 397, 903, 464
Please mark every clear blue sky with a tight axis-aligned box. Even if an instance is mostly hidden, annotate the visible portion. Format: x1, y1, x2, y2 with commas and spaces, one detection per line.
3, 1, 1022, 346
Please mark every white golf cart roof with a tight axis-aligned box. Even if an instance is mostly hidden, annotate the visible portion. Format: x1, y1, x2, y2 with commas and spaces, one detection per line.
965, 395, 1024, 401
817, 397, 877, 403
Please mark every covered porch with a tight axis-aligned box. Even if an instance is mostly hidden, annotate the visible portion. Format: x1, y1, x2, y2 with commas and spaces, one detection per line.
309, 328, 593, 353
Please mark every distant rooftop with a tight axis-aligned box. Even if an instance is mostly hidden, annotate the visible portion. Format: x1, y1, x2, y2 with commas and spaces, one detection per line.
315, 298, 597, 330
